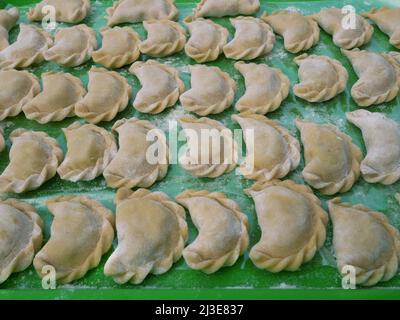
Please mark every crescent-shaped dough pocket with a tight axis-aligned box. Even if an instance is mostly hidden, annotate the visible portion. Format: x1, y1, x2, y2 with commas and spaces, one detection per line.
194, 0, 260, 18
0, 7, 19, 50
28, 0, 91, 23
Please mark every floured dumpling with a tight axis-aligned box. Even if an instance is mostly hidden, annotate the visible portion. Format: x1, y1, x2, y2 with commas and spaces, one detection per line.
0, 199, 42, 284
194, 0, 260, 18
294, 54, 348, 102
0, 7, 19, 50
105, 188, 187, 284
176, 190, 249, 273
75, 67, 131, 124
104, 118, 168, 189
329, 198, 400, 286
57, 122, 117, 182
245, 179, 328, 272
28, 0, 90, 23
262, 11, 319, 53
0, 24, 52, 69
295, 119, 362, 195
33, 196, 114, 284
23, 72, 85, 124
0, 128, 4, 152
129, 60, 184, 114
234, 62, 289, 114
179, 116, 237, 178
180, 65, 236, 116
0, 129, 63, 193
232, 113, 300, 180
346, 110, 400, 185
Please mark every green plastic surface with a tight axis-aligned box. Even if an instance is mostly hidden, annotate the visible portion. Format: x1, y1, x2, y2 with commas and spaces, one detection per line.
0, 0, 399, 300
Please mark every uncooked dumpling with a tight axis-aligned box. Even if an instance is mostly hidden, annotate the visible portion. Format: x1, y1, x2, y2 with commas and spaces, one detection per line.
176, 190, 249, 273
57, 122, 117, 182
0, 7, 19, 50
234, 62, 289, 114
23, 72, 85, 124
262, 11, 319, 53
33, 196, 114, 284
75, 67, 131, 124
245, 179, 328, 272
105, 188, 187, 284
194, 0, 260, 18
232, 113, 300, 180
104, 118, 168, 189
0, 129, 63, 193
28, 0, 90, 23
295, 119, 362, 195
329, 198, 400, 286
294, 54, 348, 102
179, 116, 237, 178
180, 64, 236, 116
0, 199, 42, 284
129, 60, 184, 114
346, 110, 400, 185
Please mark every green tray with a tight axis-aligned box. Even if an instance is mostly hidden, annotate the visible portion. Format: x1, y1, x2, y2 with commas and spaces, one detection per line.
0, 0, 399, 300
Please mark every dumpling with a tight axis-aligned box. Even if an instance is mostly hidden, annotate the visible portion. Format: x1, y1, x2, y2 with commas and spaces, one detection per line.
362, 8, 400, 49
139, 20, 186, 57
342, 49, 400, 107
33, 196, 114, 284
0, 199, 42, 284
104, 118, 168, 188
184, 16, 228, 63
0, 70, 40, 120
129, 60, 184, 114
329, 198, 400, 286
75, 67, 131, 124
57, 122, 117, 182
176, 190, 249, 273
105, 188, 187, 284
293, 54, 348, 102
245, 179, 328, 272
107, 0, 178, 26
22, 72, 85, 124
0, 24, 52, 69
179, 116, 237, 178
346, 110, 400, 185
28, 0, 90, 23
180, 65, 236, 116
0, 7, 19, 50
43, 24, 97, 67
232, 113, 300, 180
0, 128, 4, 152
0, 129, 63, 193
262, 11, 319, 53
234, 62, 289, 114
223, 17, 275, 60
295, 119, 362, 195
312, 8, 373, 49
194, 0, 260, 18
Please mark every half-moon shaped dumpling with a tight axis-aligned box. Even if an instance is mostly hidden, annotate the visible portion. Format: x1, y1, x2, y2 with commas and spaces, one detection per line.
43, 24, 97, 67
329, 198, 400, 286
346, 110, 400, 185
176, 190, 249, 273
0, 24, 52, 69
104, 118, 168, 188
262, 11, 319, 53
0, 7, 19, 50
234, 62, 289, 114
104, 188, 187, 284
223, 17, 275, 60
342, 49, 400, 107
33, 196, 114, 284
129, 60, 184, 114
293, 54, 348, 102
295, 119, 362, 195
0, 199, 42, 284
194, 0, 260, 18
107, 0, 178, 26
245, 179, 328, 272
0, 70, 40, 120
0, 129, 63, 193
22, 72, 85, 124
57, 122, 117, 182
232, 113, 300, 180
180, 64, 236, 116
28, 0, 90, 23
75, 67, 131, 124
179, 116, 237, 178
0, 128, 4, 152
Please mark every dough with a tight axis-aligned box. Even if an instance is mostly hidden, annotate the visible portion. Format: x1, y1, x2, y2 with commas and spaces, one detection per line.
0, 7, 19, 50
28, 0, 91, 23
194, 0, 260, 18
